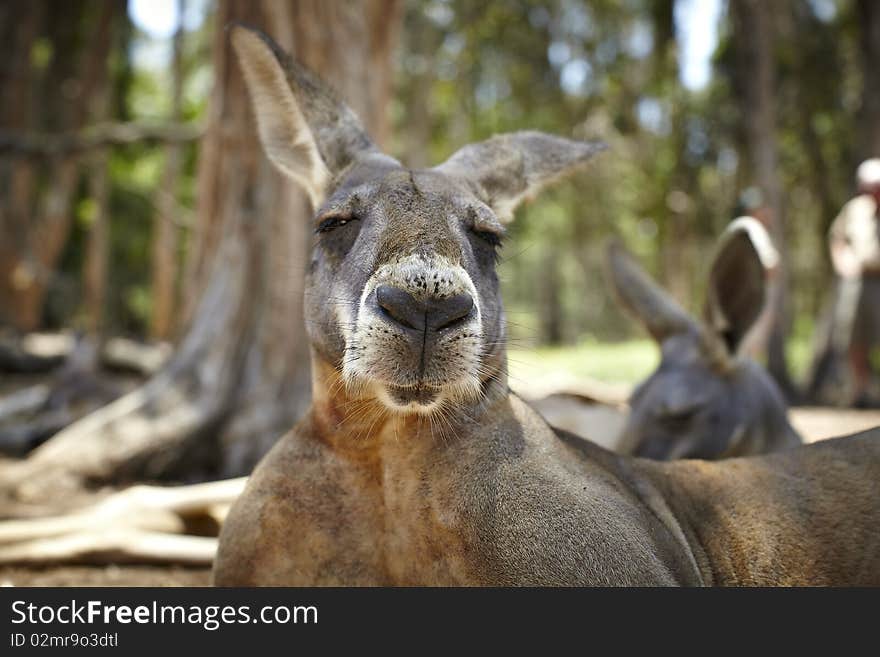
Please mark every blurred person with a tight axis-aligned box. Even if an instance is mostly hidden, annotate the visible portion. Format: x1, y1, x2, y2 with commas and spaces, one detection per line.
828, 158, 880, 406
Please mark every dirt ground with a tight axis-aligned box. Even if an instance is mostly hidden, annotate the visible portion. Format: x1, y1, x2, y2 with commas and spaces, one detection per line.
0, 565, 211, 587
789, 407, 880, 442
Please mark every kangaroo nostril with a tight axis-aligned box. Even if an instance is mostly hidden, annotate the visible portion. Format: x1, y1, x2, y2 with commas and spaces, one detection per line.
375, 284, 424, 331
430, 293, 474, 331
375, 285, 474, 333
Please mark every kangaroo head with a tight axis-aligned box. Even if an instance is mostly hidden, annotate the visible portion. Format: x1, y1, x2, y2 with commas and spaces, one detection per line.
231, 25, 603, 416
607, 218, 797, 459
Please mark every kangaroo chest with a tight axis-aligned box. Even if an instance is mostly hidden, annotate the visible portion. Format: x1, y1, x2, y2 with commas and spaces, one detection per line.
372, 432, 482, 585
310, 418, 692, 586
243, 400, 703, 586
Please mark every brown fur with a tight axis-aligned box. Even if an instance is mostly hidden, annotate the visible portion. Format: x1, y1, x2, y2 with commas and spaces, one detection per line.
642, 431, 880, 585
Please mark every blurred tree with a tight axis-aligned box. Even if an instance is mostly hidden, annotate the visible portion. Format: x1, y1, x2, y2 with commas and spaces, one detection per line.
857, 0, 880, 160
150, 0, 187, 341
729, 0, 796, 399
4, 0, 404, 496
0, 2, 41, 331
81, 3, 126, 344
0, 1, 116, 332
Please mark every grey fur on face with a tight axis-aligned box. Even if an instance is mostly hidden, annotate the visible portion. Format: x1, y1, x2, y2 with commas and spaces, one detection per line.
230, 24, 603, 417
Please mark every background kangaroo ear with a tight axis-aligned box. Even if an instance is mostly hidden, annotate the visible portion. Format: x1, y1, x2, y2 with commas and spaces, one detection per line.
229, 24, 378, 206
605, 239, 696, 343
434, 131, 606, 222
702, 217, 776, 355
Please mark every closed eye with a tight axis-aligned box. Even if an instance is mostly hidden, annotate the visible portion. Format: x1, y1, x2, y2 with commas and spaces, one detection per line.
470, 227, 503, 248
315, 214, 359, 234
466, 205, 505, 248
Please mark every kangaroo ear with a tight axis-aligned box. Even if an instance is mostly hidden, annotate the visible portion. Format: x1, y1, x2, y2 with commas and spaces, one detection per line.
434, 131, 606, 222
605, 239, 696, 343
702, 217, 776, 355
229, 24, 377, 206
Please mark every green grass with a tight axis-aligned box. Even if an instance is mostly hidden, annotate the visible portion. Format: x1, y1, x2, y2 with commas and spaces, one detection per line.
509, 334, 812, 387
786, 334, 812, 383
509, 338, 659, 386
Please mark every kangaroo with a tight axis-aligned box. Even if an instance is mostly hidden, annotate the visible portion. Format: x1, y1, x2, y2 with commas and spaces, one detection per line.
606, 221, 803, 459
214, 25, 880, 586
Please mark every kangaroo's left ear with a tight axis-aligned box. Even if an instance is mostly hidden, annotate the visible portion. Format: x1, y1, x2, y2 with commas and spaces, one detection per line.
434, 131, 606, 222
229, 23, 382, 207
702, 217, 777, 355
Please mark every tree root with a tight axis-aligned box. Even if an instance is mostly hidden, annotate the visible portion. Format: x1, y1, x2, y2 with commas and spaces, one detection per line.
0, 478, 244, 566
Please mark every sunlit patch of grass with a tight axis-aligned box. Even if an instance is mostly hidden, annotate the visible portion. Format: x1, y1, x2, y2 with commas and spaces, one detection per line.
786, 334, 812, 383
508, 338, 659, 386
509, 334, 813, 386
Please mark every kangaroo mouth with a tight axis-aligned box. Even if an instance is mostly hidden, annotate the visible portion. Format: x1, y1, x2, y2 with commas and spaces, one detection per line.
384, 383, 441, 408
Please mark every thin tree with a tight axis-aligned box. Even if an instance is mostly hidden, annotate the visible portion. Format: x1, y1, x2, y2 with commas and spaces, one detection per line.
150, 0, 187, 341
729, 0, 797, 399
0, 2, 116, 333
858, 0, 880, 160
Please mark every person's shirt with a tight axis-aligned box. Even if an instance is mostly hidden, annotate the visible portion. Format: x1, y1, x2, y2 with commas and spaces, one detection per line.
829, 194, 880, 273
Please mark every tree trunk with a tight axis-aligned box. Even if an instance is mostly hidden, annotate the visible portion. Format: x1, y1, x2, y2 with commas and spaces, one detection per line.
150, 0, 187, 341
858, 0, 880, 160
0, 2, 41, 331
0, 1, 115, 333
82, 6, 122, 340
400, 5, 442, 169
83, 151, 110, 338
3, 0, 402, 500
730, 0, 798, 400
539, 249, 563, 345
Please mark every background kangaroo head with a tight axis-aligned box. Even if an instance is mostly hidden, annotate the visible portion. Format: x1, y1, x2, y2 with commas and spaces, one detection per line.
230, 25, 603, 416
607, 218, 802, 459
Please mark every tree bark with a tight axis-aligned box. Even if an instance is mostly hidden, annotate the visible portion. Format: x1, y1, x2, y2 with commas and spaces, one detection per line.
2, 0, 402, 500
82, 5, 122, 340
0, 2, 42, 331
0, 1, 115, 332
150, 0, 187, 341
400, 4, 442, 168
539, 249, 564, 345
858, 0, 880, 160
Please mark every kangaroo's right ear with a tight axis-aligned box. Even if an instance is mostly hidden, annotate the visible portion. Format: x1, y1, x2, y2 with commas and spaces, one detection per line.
605, 239, 696, 342
229, 24, 378, 206
435, 132, 606, 223
702, 217, 776, 355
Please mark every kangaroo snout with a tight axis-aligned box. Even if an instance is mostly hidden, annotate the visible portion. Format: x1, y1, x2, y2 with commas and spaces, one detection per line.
343, 255, 484, 411
376, 284, 474, 332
